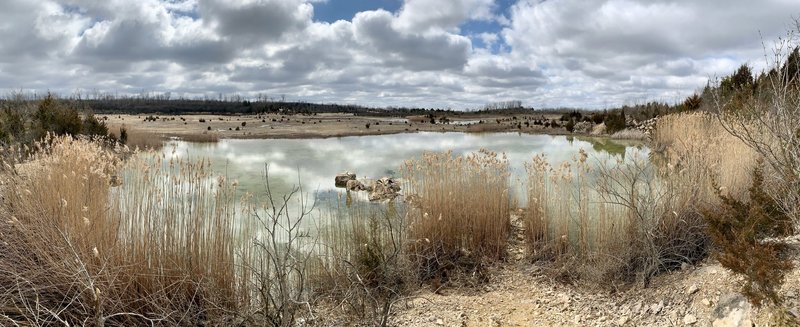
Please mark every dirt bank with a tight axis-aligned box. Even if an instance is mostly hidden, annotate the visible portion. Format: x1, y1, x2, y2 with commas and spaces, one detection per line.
102, 113, 567, 140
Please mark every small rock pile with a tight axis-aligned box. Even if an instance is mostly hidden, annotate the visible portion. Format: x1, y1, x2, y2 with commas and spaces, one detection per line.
334, 172, 401, 201
573, 121, 594, 134
633, 117, 659, 137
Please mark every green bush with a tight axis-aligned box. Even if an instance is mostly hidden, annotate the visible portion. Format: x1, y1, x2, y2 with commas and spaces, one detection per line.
82, 113, 109, 138
33, 94, 82, 137
604, 110, 626, 133
565, 119, 576, 132
703, 165, 794, 306
682, 93, 702, 111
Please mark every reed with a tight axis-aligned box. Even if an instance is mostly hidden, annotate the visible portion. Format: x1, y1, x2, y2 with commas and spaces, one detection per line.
311, 200, 412, 325
401, 150, 510, 281
652, 112, 757, 201
0, 135, 245, 325
525, 144, 709, 286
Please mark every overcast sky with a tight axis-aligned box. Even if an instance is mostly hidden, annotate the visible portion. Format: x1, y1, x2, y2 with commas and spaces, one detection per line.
1, 0, 798, 109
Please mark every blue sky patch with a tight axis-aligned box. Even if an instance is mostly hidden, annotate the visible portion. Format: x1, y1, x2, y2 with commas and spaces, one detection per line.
313, 0, 402, 22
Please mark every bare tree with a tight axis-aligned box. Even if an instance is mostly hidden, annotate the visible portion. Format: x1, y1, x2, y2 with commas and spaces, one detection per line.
713, 21, 800, 224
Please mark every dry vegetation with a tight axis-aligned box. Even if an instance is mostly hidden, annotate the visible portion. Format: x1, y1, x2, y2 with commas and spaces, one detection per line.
1, 27, 799, 327
402, 150, 511, 283
0, 136, 245, 325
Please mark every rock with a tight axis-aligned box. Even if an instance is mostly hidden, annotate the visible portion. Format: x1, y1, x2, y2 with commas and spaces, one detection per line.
686, 284, 699, 295
651, 301, 664, 315
683, 314, 697, 325
633, 301, 643, 314
591, 123, 607, 135
368, 177, 401, 201
334, 172, 356, 187
702, 298, 711, 307
617, 316, 629, 326
574, 121, 594, 134
345, 179, 366, 191
435, 318, 444, 325
712, 293, 753, 327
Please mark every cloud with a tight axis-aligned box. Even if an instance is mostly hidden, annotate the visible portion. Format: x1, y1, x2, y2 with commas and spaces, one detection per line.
395, 0, 496, 32
352, 9, 472, 71
0, 0, 798, 108
198, 0, 313, 44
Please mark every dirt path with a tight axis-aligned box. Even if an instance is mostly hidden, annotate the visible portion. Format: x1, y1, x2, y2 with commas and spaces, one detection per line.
386, 219, 800, 327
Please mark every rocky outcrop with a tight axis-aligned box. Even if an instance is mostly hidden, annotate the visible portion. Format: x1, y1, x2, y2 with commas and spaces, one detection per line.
712, 293, 753, 327
334, 172, 356, 187
345, 179, 366, 191
573, 121, 594, 134
632, 117, 659, 138
368, 177, 401, 201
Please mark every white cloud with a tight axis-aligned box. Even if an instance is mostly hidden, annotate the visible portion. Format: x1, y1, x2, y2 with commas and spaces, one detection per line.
0, 0, 798, 108
395, 0, 496, 32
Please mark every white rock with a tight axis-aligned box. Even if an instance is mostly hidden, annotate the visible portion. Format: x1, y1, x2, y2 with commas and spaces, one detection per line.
702, 298, 711, 307
712, 293, 752, 327
651, 301, 664, 315
686, 284, 699, 295
617, 316, 629, 326
683, 314, 697, 325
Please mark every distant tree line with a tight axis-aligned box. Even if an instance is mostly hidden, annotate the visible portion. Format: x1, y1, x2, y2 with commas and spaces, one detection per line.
0, 93, 111, 145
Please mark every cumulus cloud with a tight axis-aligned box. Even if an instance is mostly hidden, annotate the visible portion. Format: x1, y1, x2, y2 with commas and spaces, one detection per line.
395, 0, 496, 32
0, 0, 797, 108
352, 9, 472, 71
199, 0, 313, 44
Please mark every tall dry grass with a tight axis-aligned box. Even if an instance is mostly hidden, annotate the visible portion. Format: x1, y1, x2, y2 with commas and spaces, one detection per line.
0, 135, 246, 325
652, 112, 757, 201
107, 124, 166, 150
401, 150, 510, 282
523, 112, 757, 287
311, 200, 412, 326
525, 143, 710, 286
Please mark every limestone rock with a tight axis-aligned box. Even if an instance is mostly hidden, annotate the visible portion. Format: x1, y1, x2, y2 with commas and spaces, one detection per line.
368, 177, 401, 201
335, 172, 356, 187
345, 179, 366, 191
686, 284, 699, 295
712, 293, 753, 327
683, 314, 697, 325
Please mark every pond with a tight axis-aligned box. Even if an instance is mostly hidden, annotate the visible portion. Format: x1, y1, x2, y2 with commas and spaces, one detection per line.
156, 132, 648, 206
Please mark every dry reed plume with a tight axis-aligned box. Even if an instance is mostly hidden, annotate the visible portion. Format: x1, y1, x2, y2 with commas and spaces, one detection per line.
0, 135, 245, 326
525, 142, 710, 286
402, 149, 510, 282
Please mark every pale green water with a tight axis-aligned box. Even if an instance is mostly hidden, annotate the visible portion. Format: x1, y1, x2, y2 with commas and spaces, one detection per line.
157, 132, 648, 205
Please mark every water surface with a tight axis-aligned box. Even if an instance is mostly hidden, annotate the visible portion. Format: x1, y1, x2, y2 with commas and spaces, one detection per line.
159, 132, 647, 204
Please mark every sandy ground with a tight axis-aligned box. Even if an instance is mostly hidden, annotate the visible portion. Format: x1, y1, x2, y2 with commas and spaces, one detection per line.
102, 113, 566, 140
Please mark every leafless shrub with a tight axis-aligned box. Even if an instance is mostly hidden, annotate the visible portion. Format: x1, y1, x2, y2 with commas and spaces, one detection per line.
239, 167, 317, 326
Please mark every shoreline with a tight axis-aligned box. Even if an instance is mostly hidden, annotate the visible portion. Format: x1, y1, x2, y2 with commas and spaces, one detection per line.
104, 113, 648, 144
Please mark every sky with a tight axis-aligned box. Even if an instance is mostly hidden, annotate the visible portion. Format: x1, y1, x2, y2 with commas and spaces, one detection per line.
0, 0, 798, 109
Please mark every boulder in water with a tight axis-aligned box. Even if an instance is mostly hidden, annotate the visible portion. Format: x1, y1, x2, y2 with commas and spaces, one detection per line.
368, 177, 401, 201
346, 179, 366, 191
335, 172, 356, 187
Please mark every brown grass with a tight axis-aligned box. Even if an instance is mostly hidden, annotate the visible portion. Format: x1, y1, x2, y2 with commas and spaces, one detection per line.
175, 132, 220, 143
652, 112, 757, 200
311, 200, 412, 325
109, 124, 167, 150
401, 150, 510, 282
0, 135, 245, 325
525, 139, 711, 286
